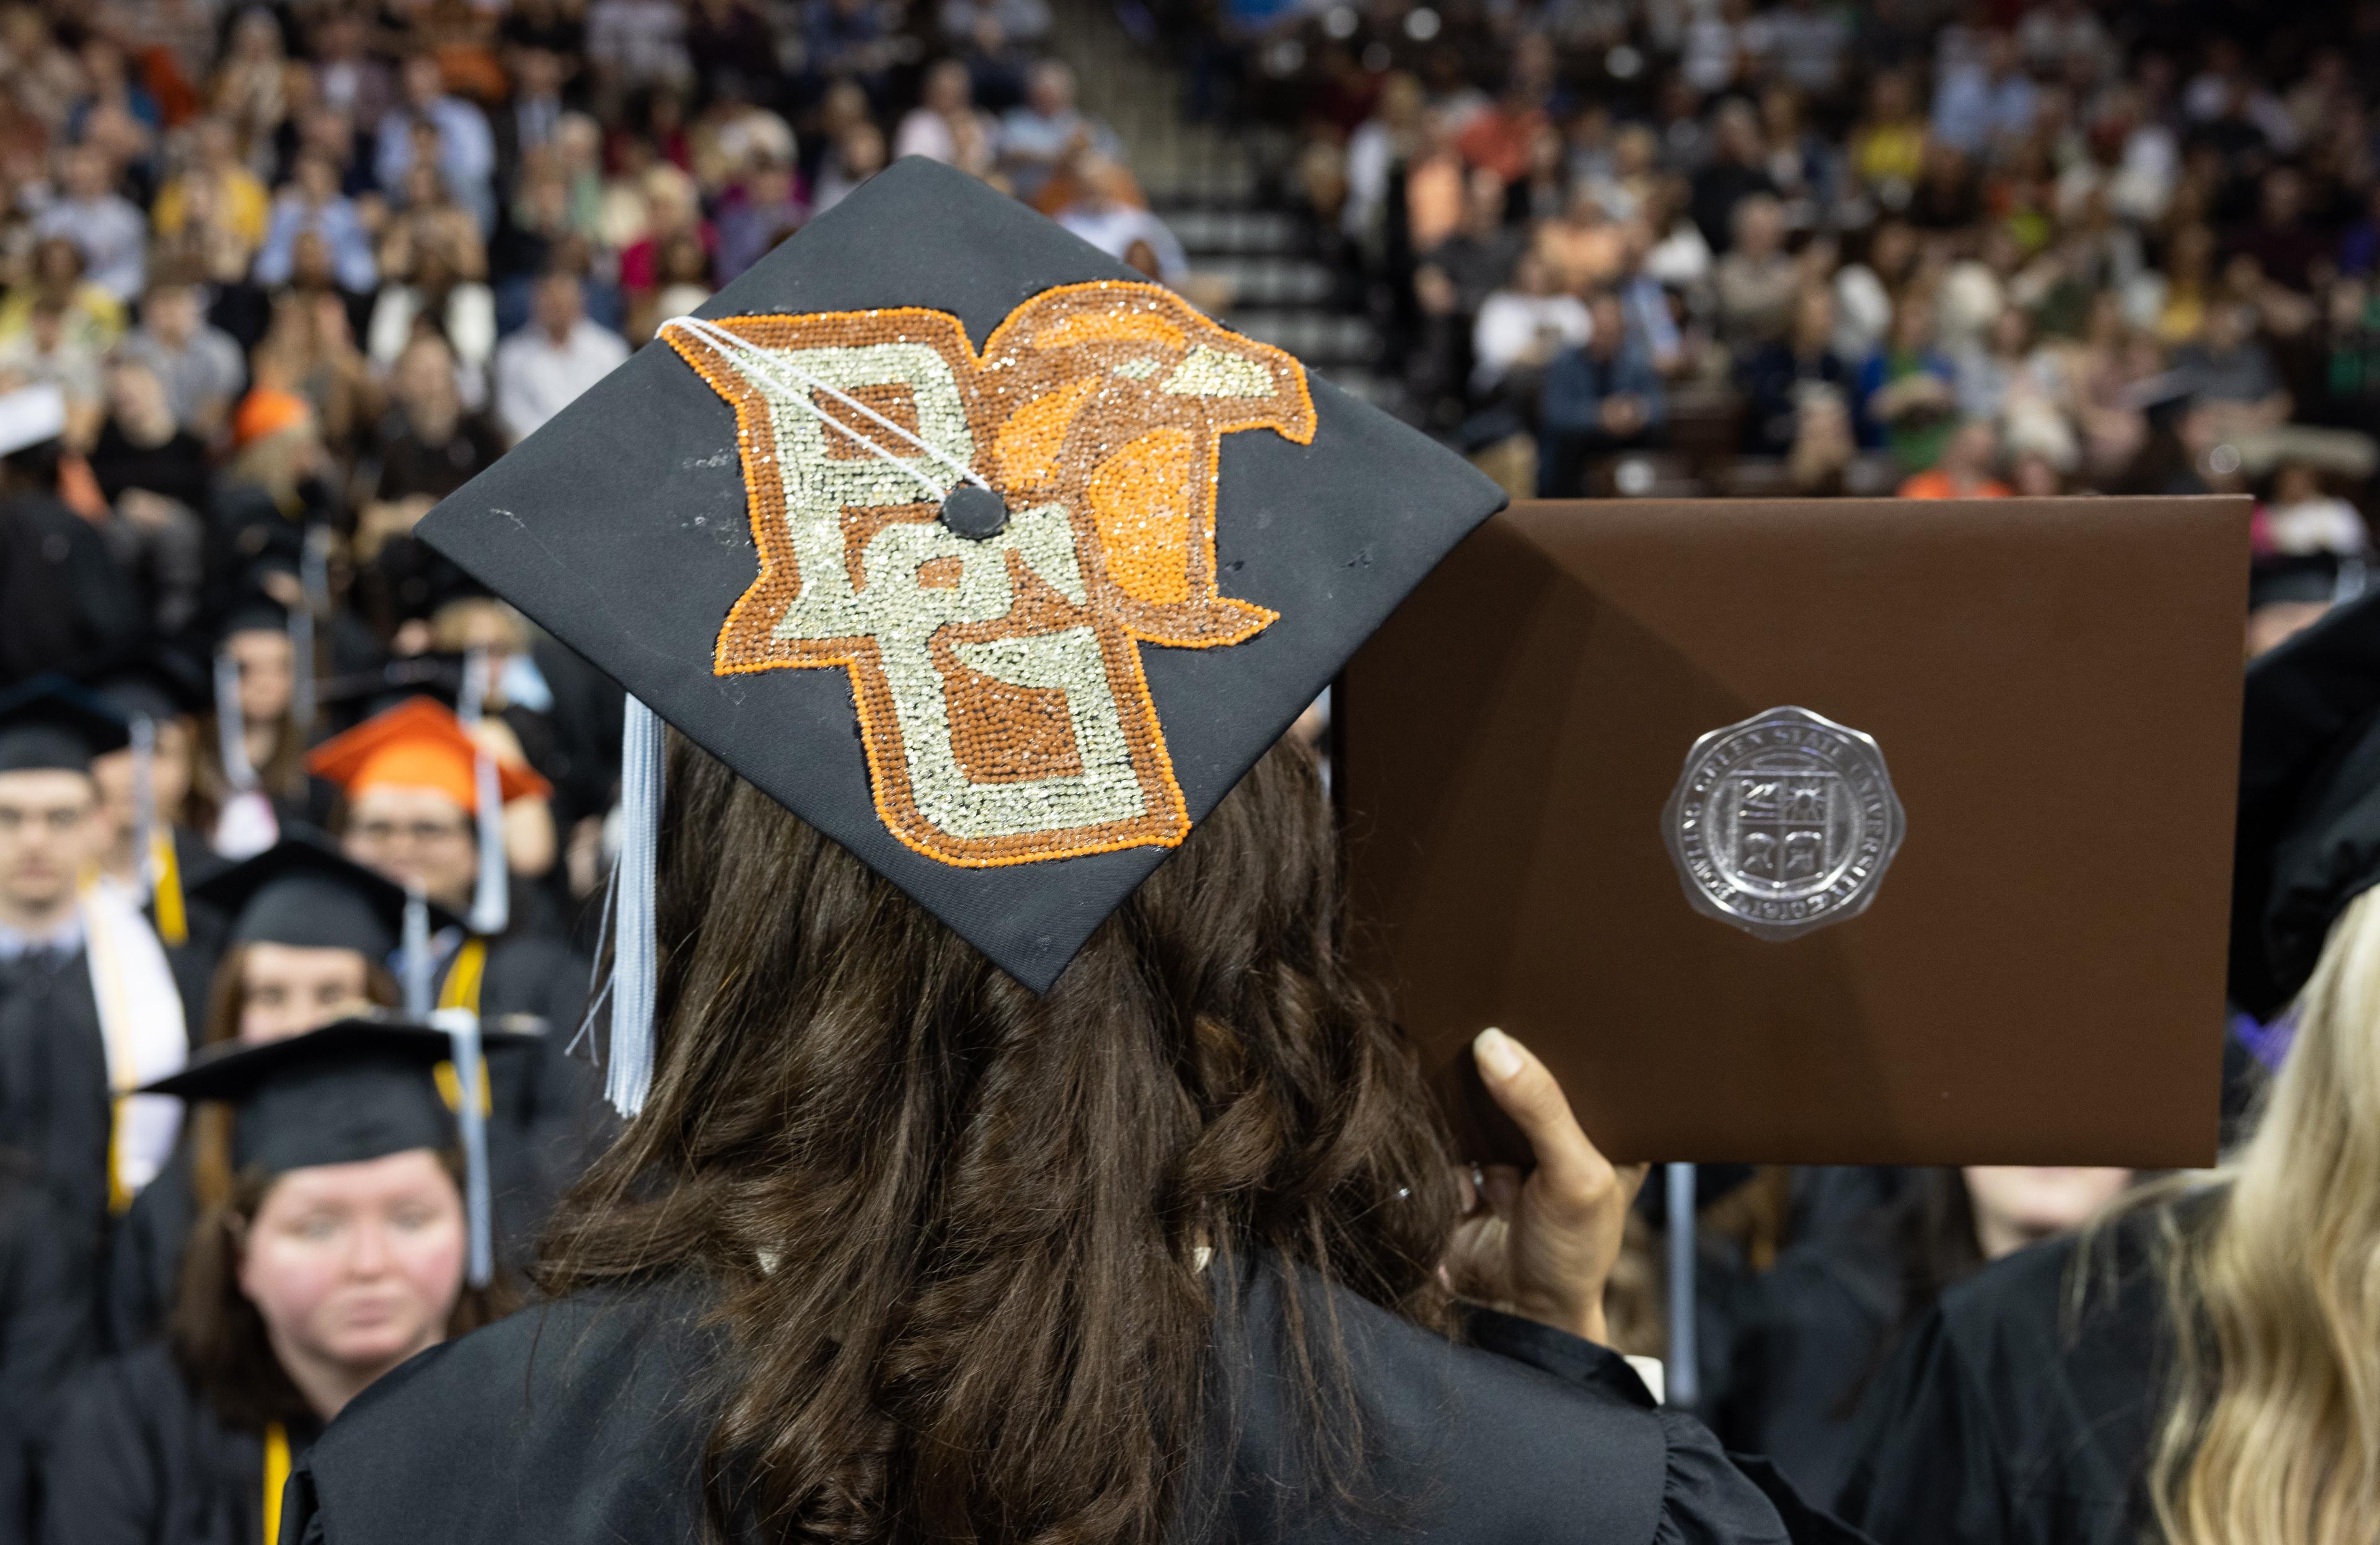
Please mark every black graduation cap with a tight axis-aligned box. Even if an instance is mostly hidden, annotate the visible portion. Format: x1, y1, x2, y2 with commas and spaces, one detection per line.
410, 156, 1506, 996
141, 1012, 536, 1285
187, 833, 459, 960
2249, 553, 2365, 613
141, 1016, 467, 1175
2230, 588, 2380, 1016
0, 675, 131, 775
77, 640, 213, 725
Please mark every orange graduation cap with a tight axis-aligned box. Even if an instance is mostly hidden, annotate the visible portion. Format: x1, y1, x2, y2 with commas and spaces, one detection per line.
306, 697, 550, 812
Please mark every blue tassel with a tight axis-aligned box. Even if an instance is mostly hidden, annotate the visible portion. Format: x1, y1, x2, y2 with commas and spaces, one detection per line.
604, 696, 664, 1117
431, 1007, 495, 1288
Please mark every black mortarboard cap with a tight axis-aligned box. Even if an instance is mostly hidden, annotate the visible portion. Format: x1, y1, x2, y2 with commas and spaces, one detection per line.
2231, 588, 2380, 1015
78, 640, 213, 724
0, 675, 131, 775
188, 833, 459, 959
2249, 553, 2364, 612
143, 1017, 460, 1174
139, 1014, 537, 1172
410, 157, 1507, 990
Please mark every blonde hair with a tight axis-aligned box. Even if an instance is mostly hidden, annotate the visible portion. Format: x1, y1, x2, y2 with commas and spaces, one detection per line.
2150, 885, 2380, 1544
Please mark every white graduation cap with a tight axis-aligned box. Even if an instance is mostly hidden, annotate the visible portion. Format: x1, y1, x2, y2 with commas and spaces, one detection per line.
0, 383, 66, 458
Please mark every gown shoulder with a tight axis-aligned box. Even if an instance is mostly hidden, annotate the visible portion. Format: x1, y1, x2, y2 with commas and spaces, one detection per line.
284, 1277, 721, 1545
1835, 1205, 2178, 1545
289, 1261, 1814, 1545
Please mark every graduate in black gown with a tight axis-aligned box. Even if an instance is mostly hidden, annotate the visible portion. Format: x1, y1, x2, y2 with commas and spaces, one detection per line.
195, 596, 335, 857
108, 839, 568, 1350
1838, 587, 2380, 1545
0, 680, 191, 1284
1720, 1164, 2134, 1511
282, 162, 1849, 1545
0, 1151, 95, 1545
80, 644, 226, 1021
305, 696, 605, 1187
43, 1019, 514, 1545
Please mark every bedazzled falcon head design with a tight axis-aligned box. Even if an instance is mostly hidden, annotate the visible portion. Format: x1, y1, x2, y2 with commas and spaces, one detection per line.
412, 157, 1505, 991
660, 282, 1315, 867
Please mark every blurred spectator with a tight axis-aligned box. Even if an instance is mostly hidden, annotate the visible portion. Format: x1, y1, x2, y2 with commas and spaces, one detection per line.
1740, 286, 1850, 458
1898, 418, 2011, 497
375, 53, 497, 234
1473, 252, 1592, 401
2259, 463, 2368, 556
715, 160, 805, 281
1931, 32, 2035, 159
34, 144, 147, 302
1054, 156, 1185, 283
1539, 290, 1666, 496
0, 237, 127, 352
256, 153, 377, 294
0, 301, 104, 449
897, 59, 998, 177
361, 334, 505, 556
121, 275, 244, 440
150, 118, 270, 259
1691, 101, 1778, 250
803, 0, 899, 102
940, 0, 1050, 48
811, 119, 888, 217
1713, 194, 1800, 349
1858, 293, 1957, 469
491, 270, 627, 443
89, 359, 208, 516
998, 62, 1119, 203
2175, 300, 2292, 436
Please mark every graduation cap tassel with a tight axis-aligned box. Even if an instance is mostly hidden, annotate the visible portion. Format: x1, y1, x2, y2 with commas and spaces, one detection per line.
129, 714, 157, 892
431, 1007, 495, 1288
213, 652, 255, 792
603, 694, 664, 1118
469, 754, 508, 936
288, 608, 315, 740
1666, 1162, 1699, 1410
401, 884, 434, 1018
457, 650, 509, 937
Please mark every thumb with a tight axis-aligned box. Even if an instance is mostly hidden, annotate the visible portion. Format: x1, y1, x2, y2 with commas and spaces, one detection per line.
1472, 1028, 1608, 1209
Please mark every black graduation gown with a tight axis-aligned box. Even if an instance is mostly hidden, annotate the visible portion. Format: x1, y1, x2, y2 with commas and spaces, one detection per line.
1716, 1231, 1905, 1512
39, 1343, 317, 1545
0, 1156, 97, 1545
283, 1257, 1854, 1545
100, 1143, 196, 1353
0, 950, 113, 1268
441, 931, 612, 1235
1833, 1209, 2171, 1545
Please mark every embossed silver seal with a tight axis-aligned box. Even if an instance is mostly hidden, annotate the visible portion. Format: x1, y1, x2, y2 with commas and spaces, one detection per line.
1661, 706, 1905, 942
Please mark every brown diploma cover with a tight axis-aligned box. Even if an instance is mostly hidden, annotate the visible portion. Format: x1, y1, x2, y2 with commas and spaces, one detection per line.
1339, 497, 2250, 1168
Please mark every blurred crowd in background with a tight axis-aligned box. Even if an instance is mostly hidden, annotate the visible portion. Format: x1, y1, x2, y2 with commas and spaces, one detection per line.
1142, 0, 2380, 613
0, 1, 2373, 1537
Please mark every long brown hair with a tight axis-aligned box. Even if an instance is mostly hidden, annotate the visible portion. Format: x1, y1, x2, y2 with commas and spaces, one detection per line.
170, 1151, 513, 1431
540, 731, 1462, 1545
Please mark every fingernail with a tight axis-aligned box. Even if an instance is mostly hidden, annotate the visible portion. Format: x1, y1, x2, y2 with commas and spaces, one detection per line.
1474, 1027, 1523, 1081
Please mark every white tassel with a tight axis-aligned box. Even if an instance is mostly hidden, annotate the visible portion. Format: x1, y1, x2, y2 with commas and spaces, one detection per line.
402, 885, 434, 1017
288, 608, 315, 738
213, 652, 255, 792
1667, 1162, 1699, 1409
459, 649, 509, 936
129, 714, 157, 890
430, 1006, 495, 1288
604, 696, 664, 1117
469, 753, 508, 936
